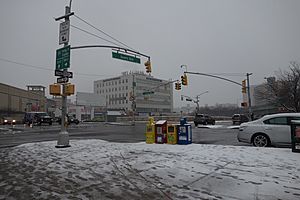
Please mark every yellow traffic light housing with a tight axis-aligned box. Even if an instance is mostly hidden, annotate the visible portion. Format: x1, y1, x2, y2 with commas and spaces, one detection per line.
65, 84, 75, 96
144, 60, 152, 73
242, 79, 247, 93
175, 82, 181, 90
181, 74, 188, 86
49, 84, 61, 96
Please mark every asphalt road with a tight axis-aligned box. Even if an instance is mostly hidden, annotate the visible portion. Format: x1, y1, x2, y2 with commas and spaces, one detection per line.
0, 121, 249, 148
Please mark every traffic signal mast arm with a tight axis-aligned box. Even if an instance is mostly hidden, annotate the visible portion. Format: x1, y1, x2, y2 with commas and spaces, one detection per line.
71, 45, 150, 60
184, 71, 242, 86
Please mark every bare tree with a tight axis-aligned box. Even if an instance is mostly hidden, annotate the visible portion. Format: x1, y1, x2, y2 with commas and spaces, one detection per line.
256, 62, 300, 112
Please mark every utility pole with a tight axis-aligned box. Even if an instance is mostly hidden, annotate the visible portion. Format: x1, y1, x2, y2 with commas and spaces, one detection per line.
55, 2, 74, 148
131, 74, 136, 126
246, 73, 253, 119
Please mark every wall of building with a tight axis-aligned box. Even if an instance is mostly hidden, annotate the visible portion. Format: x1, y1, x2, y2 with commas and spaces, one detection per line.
0, 83, 46, 121
94, 71, 173, 114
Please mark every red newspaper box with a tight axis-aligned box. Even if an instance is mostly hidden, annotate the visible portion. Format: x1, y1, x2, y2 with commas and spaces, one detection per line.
155, 120, 167, 144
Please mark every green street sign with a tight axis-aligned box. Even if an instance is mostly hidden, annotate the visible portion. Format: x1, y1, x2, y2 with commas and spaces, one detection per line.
142, 91, 155, 95
56, 45, 70, 70
112, 52, 140, 64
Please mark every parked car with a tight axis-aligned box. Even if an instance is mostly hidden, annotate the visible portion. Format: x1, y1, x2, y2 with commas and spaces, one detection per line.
1, 117, 16, 125
238, 113, 300, 147
232, 114, 249, 125
23, 112, 52, 126
58, 115, 79, 125
194, 114, 215, 126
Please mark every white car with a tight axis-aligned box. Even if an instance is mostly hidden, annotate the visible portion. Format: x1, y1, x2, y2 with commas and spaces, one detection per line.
238, 113, 300, 147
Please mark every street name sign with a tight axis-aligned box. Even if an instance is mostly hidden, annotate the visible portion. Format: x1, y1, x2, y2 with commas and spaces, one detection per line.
57, 77, 69, 84
112, 52, 140, 64
56, 45, 70, 70
55, 70, 73, 78
59, 21, 70, 44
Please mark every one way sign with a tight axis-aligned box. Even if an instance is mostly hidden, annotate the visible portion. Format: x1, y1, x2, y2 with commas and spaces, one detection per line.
57, 77, 69, 84
55, 70, 73, 78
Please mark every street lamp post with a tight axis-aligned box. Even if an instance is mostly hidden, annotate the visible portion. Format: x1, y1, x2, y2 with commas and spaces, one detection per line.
181, 91, 209, 114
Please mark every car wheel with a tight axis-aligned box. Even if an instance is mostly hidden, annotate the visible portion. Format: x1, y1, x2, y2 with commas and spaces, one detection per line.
252, 133, 270, 147
49, 122, 52, 126
212, 121, 215, 125
194, 123, 198, 127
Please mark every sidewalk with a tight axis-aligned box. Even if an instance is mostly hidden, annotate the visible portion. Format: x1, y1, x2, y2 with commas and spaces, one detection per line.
0, 139, 300, 200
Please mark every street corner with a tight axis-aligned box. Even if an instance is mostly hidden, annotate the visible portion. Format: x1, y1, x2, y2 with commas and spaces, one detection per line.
1, 140, 300, 199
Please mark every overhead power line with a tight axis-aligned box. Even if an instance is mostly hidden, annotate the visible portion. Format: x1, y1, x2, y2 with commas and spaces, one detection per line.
74, 14, 136, 51
70, 24, 122, 47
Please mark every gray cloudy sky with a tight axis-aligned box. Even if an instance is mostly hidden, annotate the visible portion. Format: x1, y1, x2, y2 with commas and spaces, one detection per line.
1, 0, 300, 108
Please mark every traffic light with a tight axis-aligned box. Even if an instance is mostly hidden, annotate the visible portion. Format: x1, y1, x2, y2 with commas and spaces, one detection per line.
181, 74, 188, 86
144, 60, 152, 73
65, 84, 75, 96
49, 84, 61, 96
175, 82, 181, 90
242, 79, 247, 93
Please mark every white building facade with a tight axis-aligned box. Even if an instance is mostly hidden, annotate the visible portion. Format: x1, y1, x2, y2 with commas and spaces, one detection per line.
94, 71, 173, 114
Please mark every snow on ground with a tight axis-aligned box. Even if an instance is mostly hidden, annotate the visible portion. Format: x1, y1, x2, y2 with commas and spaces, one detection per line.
1, 139, 300, 200
197, 124, 240, 129
197, 125, 224, 129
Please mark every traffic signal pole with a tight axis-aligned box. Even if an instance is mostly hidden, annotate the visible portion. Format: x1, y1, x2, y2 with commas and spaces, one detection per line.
183, 69, 253, 120
55, 4, 73, 148
246, 73, 253, 119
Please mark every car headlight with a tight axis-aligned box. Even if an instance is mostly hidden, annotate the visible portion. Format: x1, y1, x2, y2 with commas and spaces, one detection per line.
4, 120, 8, 123
12, 120, 16, 123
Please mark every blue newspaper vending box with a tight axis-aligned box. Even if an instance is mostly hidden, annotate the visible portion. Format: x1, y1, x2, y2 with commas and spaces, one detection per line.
177, 118, 192, 145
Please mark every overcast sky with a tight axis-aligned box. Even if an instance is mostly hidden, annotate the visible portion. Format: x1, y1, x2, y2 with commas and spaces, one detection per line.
1, 0, 300, 108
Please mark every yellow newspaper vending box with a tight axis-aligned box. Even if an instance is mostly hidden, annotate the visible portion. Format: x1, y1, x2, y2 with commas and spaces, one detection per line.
167, 124, 178, 144
146, 117, 155, 144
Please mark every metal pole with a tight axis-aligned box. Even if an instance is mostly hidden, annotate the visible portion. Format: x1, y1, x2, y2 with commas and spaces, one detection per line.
195, 96, 200, 113
132, 74, 135, 126
246, 73, 253, 120
56, 6, 71, 148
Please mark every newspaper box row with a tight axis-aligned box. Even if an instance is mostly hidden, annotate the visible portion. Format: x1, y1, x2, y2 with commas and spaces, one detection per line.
146, 117, 192, 145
